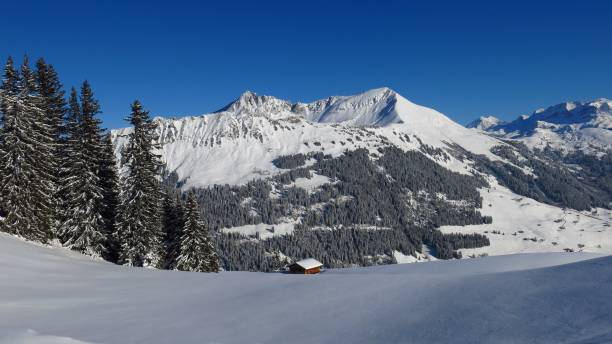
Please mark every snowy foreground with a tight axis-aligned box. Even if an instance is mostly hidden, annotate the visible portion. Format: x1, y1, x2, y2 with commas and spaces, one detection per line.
1, 233, 611, 344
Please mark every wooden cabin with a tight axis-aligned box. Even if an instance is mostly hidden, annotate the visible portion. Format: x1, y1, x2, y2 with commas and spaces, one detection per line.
287, 258, 323, 274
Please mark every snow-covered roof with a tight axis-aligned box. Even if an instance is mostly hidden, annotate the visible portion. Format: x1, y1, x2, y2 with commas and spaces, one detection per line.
293, 258, 323, 270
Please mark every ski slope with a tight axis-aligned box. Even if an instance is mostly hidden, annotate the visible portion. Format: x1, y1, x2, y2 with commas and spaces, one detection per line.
1, 233, 611, 344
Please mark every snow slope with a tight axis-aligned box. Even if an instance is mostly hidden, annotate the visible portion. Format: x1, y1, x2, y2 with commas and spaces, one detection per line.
1, 233, 611, 344
441, 177, 612, 257
112, 88, 502, 188
468, 98, 612, 155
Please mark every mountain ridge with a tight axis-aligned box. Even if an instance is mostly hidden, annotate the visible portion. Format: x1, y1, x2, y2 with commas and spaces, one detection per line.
112, 87, 501, 188
467, 98, 612, 155
211, 87, 415, 126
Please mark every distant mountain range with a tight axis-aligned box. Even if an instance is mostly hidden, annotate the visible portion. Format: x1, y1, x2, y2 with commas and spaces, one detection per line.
467, 98, 612, 155
112, 89, 611, 271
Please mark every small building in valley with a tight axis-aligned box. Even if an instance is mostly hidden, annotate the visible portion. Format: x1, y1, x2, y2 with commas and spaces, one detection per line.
287, 258, 323, 274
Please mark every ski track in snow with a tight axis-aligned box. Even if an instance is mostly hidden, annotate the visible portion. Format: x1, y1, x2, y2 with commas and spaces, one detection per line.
1, 233, 611, 344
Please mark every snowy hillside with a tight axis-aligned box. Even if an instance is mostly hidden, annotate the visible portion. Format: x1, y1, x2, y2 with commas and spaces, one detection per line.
440, 177, 612, 257
1, 233, 611, 344
468, 98, 612, 155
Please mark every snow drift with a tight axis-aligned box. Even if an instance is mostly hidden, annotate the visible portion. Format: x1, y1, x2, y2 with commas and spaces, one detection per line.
1, 233, 611, 344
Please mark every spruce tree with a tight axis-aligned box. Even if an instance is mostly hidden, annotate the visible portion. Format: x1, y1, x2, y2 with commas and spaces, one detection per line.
0, 56, 33, 236
24, 57, 56, 241
160, 193, 185, 269
34, 58, 66, 238
99, 133, 120, 262
0, 57, 18, 220
58, 88, 82, 246
116, 100, 162, 267
176, 193, 219, 272
0, 57, 18, 121
0, 57, 50, 241
58, 87, 81, 228
59, 82, 106, 256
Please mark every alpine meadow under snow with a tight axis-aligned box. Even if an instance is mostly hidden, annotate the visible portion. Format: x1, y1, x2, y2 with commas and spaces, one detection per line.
1, 233, 612, 344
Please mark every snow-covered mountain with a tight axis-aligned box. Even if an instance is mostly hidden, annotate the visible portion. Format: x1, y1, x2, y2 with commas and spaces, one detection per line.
111, 89, 611, 267
468, 98, 612, 155
112, 87, 499, 188
466, 115, 505, 131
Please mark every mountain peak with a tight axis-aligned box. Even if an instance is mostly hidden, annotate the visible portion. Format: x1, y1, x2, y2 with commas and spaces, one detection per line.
297, 87, 403, 126
237, 90, 257, 101
362, 86, 396, 97
590, 98, 612, 111
215, 90, 292, 116
466, 115, 504, 130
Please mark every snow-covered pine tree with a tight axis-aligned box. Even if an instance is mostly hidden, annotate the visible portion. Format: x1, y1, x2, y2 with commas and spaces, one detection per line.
59, 82, 107, 256
34, 58, 66, 238
116, 100, 162, 267
0, 57, 15, 123
0, 57, 18, 220
0, 57, 32, 236
99, 133, 120, 262
160, 193, 185, 269
23, 57, 57, 242
176, 193, 219, 272
0, 57, 52, 241
58, 87, 81, 229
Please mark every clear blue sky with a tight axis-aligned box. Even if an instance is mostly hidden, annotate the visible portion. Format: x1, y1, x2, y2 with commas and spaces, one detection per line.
1, 0, 611, 129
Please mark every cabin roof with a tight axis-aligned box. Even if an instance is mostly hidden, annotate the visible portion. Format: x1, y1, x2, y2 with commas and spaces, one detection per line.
292, 258, 323, 270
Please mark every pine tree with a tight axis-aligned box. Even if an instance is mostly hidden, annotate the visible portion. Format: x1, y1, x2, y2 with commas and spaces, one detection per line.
160, 193, 185, 269
58, 87, 81, 228
176, 193, 219, 272
24, 57, 56, 241
116, 100, 162, 267
34, 58, 66, 238
0, 57, 18, 219
0, 57, 50, 241
59, 82, 106, 256
99, 133, 120, 262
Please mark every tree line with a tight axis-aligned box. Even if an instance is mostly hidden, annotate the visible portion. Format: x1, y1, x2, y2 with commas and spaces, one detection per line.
0, 56, 218, 272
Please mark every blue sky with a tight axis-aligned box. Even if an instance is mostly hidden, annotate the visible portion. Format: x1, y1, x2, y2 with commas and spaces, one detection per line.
1, 0, 611, 129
